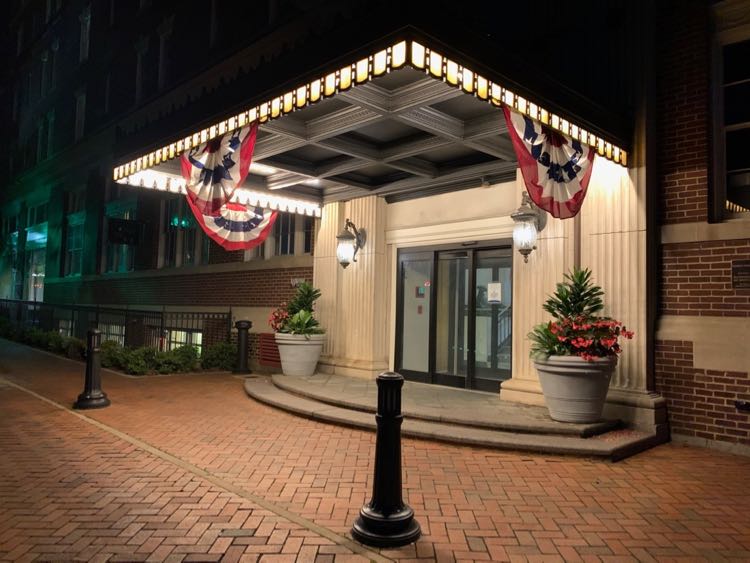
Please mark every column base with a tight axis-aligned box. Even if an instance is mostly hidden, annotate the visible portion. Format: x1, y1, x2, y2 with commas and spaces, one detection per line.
318, 356, 388, 379
499, 378, 546, 406
351, 505, 421, 548
73, 391, 110, 410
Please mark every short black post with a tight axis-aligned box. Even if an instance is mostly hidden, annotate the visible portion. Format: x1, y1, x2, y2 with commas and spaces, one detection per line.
352, 371, 421, 547
234, 320, 252, 374
73, 329, 110, 410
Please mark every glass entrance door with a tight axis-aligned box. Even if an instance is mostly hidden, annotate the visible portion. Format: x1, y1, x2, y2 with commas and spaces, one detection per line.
396, 252, 433, 382
396, 243, 512, 392
434, 251, 469, 387
473, 249, 512, 391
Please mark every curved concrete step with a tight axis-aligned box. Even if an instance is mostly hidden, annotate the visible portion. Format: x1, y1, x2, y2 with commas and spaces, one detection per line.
244, 377, 660, 461
271, 374, 619, 438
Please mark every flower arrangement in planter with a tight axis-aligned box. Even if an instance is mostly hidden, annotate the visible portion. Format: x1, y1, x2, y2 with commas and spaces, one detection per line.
528, 268, 634, 423
269, 281, 325, 376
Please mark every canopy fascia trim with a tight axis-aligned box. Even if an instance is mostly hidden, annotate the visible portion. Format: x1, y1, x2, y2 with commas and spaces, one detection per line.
112, 39, 627, 184
117, 169, 321, 217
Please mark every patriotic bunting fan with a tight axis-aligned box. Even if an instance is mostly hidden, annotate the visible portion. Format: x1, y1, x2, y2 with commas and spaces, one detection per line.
181, 123, 258, 216
185, 198, 276, 251
503, 106, 595, 219
180, 122, 277, 251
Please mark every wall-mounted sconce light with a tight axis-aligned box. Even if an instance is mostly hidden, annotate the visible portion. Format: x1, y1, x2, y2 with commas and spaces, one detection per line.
336, 218, 365, 268
510, 191, 546, 263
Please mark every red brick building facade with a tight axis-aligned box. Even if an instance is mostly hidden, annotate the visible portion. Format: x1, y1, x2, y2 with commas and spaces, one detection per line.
655, 0, 750, 452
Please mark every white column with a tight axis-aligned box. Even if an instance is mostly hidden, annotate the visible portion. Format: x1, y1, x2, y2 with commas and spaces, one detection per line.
501, 170, 576, 405
313, 197, 389, 378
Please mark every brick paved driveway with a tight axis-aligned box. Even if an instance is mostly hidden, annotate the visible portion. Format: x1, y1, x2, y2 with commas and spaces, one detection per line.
1, 339, 750, 562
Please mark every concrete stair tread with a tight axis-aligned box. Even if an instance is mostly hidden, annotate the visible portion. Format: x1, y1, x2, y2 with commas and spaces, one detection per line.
244, 377, 658, 461
271, 373, 619, 437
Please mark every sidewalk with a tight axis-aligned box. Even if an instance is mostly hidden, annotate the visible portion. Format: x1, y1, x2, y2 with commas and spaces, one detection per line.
2, 338, 750, 562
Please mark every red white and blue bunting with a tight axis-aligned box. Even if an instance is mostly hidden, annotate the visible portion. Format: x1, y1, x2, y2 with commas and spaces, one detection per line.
180, 122, 277, 250
503, 106, 595, 219
185, 198, 277, 251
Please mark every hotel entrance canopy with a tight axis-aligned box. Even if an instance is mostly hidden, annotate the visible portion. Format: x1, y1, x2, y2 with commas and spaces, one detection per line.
112, 33, 629, 215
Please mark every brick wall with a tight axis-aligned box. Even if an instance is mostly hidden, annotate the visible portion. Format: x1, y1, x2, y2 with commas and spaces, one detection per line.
44, 266, 313, 308
661, 239, 750, 317
208, 244, 244, 265
657, 0, 710, 224
655, 340, 750, 447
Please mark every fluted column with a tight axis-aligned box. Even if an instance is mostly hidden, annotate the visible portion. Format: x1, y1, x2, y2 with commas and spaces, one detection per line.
313, 202, 344, 362
313, 197, 389, 378
501, 171, 576, 405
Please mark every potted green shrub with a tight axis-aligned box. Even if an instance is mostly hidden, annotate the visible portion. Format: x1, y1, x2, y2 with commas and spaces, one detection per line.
269, 281, 325, 376
528, 268, 634, 423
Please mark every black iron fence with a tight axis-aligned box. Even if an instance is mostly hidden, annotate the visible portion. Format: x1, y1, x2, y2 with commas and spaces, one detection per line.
0, 299, 232, 352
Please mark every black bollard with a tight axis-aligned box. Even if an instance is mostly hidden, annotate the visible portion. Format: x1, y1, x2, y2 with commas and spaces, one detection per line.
73, 329, 110, 409
351, 371, 421, 547
233, 320, 252, 374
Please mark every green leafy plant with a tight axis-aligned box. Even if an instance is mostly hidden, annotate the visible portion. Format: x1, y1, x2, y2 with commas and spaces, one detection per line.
287, 282, 321, 316
45, 331, 67, 355
529, 268, 633, 361
65, 337, 86, 360
269, 281, 325, 336
283, 310, 324, 336
201, 341, 237, 371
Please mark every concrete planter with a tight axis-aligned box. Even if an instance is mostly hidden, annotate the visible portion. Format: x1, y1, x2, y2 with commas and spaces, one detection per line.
534, 355, 617, 423
275, 333, 325, 377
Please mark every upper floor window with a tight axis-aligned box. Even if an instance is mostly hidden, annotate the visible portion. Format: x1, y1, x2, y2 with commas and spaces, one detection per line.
79, 6, 91, 62
74, 90, 86, 141
64, 213, 85, 276
1, 216, 18, 236
27, 203, 48, 227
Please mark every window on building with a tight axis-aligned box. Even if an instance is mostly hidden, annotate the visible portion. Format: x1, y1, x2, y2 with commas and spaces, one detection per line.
66, 190, 85, 214
79, 6, 91, 62
303, 216, 315, 254
27, 203, 48, 226
40, 51, 49, 96
157, 16, 174, 90
104, 200, 136, 274
274, 213, 295, 255
36, 120, 46, 162
162, 197, 199, 268
74, 90, 86, 141
64, 192, 86, 277
722, 39, 750, 214
64, 221, 84, 276
46, 110, 55, 157
166, 329, 202, 353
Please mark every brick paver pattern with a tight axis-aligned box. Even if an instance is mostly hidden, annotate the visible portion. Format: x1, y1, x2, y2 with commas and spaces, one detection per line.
1, 340, 750, 562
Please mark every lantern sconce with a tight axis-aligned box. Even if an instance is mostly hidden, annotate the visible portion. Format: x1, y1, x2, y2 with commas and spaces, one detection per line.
510, 191, 546, 263
336, 218, 366, 268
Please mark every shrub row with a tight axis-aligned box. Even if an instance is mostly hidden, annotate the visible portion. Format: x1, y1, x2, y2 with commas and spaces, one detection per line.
0, 318, 85, 360
0, 316, 238, 375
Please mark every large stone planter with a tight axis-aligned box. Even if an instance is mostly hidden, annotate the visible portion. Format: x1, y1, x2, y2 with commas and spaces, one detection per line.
534, 355, 617, 423
275, 333, 325, 377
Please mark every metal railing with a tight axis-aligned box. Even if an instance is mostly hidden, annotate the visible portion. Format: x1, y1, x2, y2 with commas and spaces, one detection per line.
0, 299, 232, 352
